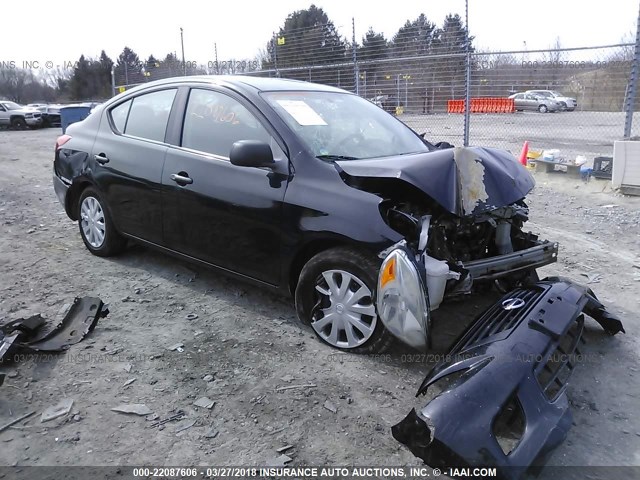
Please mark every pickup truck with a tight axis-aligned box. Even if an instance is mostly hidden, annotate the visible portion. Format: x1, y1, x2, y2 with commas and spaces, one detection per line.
0, 101, 44, 128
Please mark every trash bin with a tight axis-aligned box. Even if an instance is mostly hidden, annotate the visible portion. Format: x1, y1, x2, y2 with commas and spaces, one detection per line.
60, 104, 93, 133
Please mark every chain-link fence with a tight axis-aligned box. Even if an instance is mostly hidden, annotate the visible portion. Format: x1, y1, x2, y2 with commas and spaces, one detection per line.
112, 17, 639, 163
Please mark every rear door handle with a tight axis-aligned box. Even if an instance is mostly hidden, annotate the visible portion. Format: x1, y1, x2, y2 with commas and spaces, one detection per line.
94, 153, 109, 164
170, 173, 193, 185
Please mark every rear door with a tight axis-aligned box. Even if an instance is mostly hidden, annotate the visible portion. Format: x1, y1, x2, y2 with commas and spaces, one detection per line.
92, 88, 178, 243
161, 87, 289, 284
523, 94, 538, 111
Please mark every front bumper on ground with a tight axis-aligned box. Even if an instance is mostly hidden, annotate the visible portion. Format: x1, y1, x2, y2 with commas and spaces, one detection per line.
391, 278, 624, 479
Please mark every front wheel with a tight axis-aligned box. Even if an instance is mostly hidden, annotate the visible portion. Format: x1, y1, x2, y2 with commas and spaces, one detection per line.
77, 187, 127, 257
295, 247, 394, 353
538, 105, 548, 113
11, 117, 26, 129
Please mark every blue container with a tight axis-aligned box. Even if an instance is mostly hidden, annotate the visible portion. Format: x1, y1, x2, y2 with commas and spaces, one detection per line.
60, 104, 93, 133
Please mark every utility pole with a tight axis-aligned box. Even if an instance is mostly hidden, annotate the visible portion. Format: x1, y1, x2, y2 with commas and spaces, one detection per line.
214, 43, 220, 74
463, 0, 471, 146
273, 32, 279, 77
111, 65, 116, 97
352, 18, 359, 95
180, 27, 186, 76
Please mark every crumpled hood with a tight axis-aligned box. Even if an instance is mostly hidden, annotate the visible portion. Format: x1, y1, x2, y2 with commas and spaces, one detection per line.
336, 146, 535, 217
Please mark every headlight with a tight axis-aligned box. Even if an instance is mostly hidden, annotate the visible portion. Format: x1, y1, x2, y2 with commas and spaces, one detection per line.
377, 246, 430, 350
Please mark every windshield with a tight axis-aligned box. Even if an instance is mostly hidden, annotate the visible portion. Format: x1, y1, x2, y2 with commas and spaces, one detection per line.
550, 91, 563, 97
1, 102, 23, 110
262, 91, 429, 160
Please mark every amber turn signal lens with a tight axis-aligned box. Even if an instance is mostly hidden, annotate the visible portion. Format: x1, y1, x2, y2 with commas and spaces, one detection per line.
380, 256, 396, 288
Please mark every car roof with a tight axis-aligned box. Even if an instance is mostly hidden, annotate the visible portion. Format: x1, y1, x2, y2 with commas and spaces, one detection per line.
124, 75, 347, 95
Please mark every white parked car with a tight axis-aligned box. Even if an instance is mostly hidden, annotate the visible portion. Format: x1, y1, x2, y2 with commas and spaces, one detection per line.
526, 90, 577, 111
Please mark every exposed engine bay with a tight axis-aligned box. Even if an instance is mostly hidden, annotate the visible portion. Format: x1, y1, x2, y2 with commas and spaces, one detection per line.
337, 146, 558, 317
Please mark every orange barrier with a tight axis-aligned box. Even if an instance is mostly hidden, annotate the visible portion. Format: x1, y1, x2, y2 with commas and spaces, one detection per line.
447, 98, 515, 114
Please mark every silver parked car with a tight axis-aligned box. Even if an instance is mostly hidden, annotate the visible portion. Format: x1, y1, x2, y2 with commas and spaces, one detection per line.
508, 92, 561, 113
526, 90, 577, 111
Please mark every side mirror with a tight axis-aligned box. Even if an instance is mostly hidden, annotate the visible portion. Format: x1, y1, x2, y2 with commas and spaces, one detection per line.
230, 140, 275, 168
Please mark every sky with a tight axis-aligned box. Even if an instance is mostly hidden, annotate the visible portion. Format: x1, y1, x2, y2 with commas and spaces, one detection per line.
3, 0, 638, 70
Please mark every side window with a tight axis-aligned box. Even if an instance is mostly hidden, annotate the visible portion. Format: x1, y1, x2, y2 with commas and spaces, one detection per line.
182, 88, 271, 158
110, 100, 131, 133
122, 89, 177, 142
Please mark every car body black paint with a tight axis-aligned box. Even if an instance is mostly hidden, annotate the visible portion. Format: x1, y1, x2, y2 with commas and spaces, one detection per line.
53, 77, 405, 290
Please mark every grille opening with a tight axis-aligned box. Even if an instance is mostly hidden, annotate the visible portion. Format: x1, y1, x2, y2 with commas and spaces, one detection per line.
536, 315, 585, 400
457, 287, 544, 351
493, 395, 526, 456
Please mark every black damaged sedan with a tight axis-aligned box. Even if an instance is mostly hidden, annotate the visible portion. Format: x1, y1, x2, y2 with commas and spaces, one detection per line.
54, 76, 626, 474
53, 75, 560, 354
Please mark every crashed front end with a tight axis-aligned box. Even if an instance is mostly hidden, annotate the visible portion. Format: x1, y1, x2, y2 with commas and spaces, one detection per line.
340, 147, 560, 351
367, 146, 625, 475
382, 274, 624, 478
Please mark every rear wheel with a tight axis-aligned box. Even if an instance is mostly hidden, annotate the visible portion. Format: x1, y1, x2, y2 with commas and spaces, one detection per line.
295, 247, 394, 353
77, 187, 127, 257
538, 105, 548, 113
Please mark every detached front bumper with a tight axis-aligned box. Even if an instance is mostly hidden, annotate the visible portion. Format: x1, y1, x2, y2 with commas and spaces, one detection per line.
391, 279, 624, 479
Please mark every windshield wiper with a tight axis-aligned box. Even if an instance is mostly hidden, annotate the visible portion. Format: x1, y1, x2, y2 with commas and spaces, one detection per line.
316, 154, 360, 161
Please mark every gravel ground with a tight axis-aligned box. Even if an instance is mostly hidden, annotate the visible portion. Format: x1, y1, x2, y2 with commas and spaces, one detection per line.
0, 128, 639, 474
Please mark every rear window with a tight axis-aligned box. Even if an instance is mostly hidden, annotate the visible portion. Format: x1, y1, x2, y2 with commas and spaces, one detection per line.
110, 100, 131, 133
110, 89, 177, 142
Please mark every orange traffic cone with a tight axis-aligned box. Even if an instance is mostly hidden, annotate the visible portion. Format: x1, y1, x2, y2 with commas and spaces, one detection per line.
519, 141, 529, 166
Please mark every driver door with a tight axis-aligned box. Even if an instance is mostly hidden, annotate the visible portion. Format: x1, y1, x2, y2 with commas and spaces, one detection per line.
162, 87, 289, 285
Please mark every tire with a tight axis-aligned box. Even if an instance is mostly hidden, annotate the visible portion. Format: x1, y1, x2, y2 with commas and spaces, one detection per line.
11, 117, 26, 129
295, 246, 395, 354
538, 105, 548, 113
559, 101, 567, 110
77, 187, 127, 257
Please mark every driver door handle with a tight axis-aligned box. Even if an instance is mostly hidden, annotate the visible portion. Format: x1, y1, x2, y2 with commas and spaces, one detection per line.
170, 173, 193, 185
94, 153, 109, 164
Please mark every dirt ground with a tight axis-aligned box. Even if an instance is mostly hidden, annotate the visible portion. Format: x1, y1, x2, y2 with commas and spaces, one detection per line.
0, 128, 639, 475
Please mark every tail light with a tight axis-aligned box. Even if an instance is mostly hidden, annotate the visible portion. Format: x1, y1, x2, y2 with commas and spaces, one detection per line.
55, 134, 72, 153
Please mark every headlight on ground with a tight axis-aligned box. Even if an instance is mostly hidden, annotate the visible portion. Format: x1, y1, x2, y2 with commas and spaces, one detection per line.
377, 247, 429, 350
